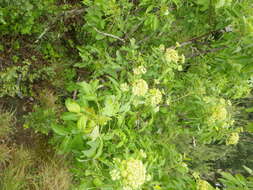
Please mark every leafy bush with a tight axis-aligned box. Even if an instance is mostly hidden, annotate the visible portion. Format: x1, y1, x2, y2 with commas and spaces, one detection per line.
1, 0, 253, 189
0, 0, 56, 35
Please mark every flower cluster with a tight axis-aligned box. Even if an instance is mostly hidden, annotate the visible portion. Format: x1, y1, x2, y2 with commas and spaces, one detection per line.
210, 104, 228, 122
165, 48, 180, 63
132, 79, 149, 96
204, 97, 231, 127
165, 48, 185, 64
149, 88, 163, 106
121, 158, 147, 189
196, 179, 211, 190
164, 48, 185, 71
120, 83, 130, 92
110, 158, 149, 190
226, 132, 239, 145
133, 66, 146, 75
110, 169, 121, 181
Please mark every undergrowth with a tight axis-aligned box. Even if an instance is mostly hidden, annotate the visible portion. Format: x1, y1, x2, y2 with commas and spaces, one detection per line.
0, 0, 253, 190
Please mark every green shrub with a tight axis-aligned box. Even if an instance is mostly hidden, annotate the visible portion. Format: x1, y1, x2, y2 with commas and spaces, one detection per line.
0, 0, 56, 35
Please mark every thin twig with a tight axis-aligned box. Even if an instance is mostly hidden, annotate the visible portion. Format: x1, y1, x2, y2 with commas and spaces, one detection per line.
92, 27, 125, 43
17, 74, 23, 99
169, 27, 232, 49
171, 92, 192, 102
124, 20, 144, 40
192, 137, 196, 147
73, 76, 81, 100
187, 46, 227, 58
35, 8, 85, 43
137, 32, 156, 45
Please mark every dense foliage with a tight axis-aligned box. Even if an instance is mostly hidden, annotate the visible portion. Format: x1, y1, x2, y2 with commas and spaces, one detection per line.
1, 0, 253, 190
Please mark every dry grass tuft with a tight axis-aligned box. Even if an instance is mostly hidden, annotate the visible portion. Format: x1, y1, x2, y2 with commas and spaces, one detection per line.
0, 146, 34, 190
0, 107, 16, 138
0, 146, 73, 190
37, 158, 72, 190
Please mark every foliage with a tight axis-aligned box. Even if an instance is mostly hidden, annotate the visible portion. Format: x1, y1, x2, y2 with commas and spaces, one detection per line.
0, 108, 15, 138
1, 0, 253, 189
0, 60, 55, 98
219, 171, 253, 190
0, 146, 73, 190
0, 0, 57, 35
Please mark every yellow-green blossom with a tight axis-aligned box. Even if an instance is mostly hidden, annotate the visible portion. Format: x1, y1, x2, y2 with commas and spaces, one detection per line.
139, 149, 147, 158
226, 132, 239, 145
165, 48, 179, 63
154, 185, 162, 190
133, 66, 146, 75
110, 169, 121, 181
146, 174, 152, 181
154, 79, 160, 85
166, 97, 171, 106
121, 158, 147, 189
177, 65, 183, 71
132, 79, 148, 96
197, 179, 212, 190
159, 44, 165, 51
175, 42, 181, 48
211, 105, 227, 121
205, 98, 230, 126
149, 88, 162, 106
180, 55, 185, 63
123, 186, 132, 190
120, 83, 129, 92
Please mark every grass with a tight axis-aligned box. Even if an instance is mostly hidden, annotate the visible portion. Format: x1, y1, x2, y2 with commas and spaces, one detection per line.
0, 145, 73, 190
0, 107, 16, 138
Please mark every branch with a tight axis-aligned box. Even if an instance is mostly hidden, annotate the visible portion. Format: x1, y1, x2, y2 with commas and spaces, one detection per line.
169, 26, 232, 49
92, 27, 125, 43
186, 46, 227, 58
123, 20, 144, 40
35, 8, 85, 43
72, 76, 81, 100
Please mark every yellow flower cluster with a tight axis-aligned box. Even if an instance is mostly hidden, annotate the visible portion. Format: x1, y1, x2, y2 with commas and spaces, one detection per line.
133, 66, 146, 75
205, 97, 231, 127
181, 54, 185, 64
210, 104, 228, 122
123, 186, 132, 190
110, 169, 121, 181
197, 179, 212, 190
154, 185, 162, 189
121, 158, 147, 189
149, 88, 163, 106
132, 79, 149, 96
164, 48, 185, 71
111, 158, 150, 190
226, 132, 239, 145
120, 83, 130, 92
165, 48, 180, 63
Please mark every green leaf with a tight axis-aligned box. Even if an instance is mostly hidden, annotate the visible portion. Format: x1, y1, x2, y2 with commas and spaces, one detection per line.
59, 136, 72, 154
215, 0, 226, 9
243, 165, 253, 175
88, 125, 100, 141
52, 124, 69, 136
245, 107, 253, 112
245, 123, 253, 133
77, 115, 88, 130
102, 95, 119, 117
61, 112, 79, 121
65, 99, 81, 113
82, 139, 100, 158
77, 81, 92, 95
94, 138, 103, 159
